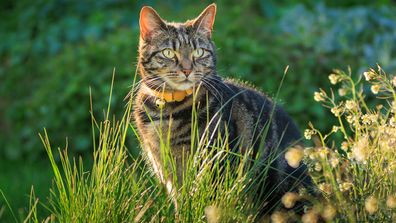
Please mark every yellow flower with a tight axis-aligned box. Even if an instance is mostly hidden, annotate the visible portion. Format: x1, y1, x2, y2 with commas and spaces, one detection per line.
365, 196, 378, 214
285, 146, 304, 168
328, 74, 339, 85
339, 182, 353, 192
271, 211, 288, 223
387, 195, 396, 209
363, 71, 375, 81
330, 156, 339, 168
332, 126, 340, 132
371, 84, 380, 94
314, 162, 322, 172
345, 100, 356, 110
304, 129, 315, 140
314, 92, 325, 102
281, 192, 299, 208
331, 106, 342, 117
341, 141, 349, 151
318, 183, 332, 195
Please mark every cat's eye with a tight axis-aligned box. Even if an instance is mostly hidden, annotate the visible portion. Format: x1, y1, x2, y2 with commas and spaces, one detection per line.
192, 48, 204, 58
162, 49, 175, 59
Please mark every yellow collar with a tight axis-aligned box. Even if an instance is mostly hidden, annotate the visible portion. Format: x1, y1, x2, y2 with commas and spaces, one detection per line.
143, 85, 194, 103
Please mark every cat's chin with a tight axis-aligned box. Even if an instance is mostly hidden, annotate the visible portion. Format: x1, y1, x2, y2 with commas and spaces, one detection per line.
165, 80, 196, 91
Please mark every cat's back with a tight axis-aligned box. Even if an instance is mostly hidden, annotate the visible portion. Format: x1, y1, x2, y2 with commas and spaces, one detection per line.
222, 78, 301, 149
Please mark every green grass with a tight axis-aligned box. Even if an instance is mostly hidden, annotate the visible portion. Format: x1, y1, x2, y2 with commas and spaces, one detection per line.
4, 67, 396, 223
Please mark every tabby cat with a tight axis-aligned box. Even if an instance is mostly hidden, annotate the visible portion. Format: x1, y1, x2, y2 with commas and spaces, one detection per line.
133, 3, 310, 214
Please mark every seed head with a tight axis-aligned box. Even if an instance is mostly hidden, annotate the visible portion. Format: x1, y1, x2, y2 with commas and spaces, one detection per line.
281, 192, 300, 208
302, 210, 318, 223
387, 195, 396, 209
271, 211, 288, 223
321, 204, 337, 221
285, 146, 304, 168
365, 196, 378, 214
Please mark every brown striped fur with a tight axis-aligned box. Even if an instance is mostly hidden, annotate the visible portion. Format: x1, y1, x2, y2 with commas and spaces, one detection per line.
133, 4, 311, 214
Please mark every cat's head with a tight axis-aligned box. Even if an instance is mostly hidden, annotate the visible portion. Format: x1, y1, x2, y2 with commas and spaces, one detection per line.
138, 4, 217, 91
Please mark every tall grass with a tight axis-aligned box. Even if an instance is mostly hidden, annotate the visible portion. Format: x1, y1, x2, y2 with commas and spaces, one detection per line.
25, 71, 288, 223
22, 66, 396, 222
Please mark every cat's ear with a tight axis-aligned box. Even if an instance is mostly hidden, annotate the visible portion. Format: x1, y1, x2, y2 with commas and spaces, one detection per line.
192, 3, 217, 37
140, 6, 166, 40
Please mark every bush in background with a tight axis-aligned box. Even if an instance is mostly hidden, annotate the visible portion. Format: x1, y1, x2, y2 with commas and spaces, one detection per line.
1, 0, 396, 161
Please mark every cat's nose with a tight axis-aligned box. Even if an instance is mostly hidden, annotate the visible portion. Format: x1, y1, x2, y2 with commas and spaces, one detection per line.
181, 69, 192, 76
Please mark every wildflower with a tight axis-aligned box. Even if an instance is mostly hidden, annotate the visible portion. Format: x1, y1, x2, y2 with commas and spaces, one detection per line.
314, 162, 322, 172
332, 126, 340, 133
330, 156, 339, 168
331, 106, 342, 117
281, 192, 300, 208
302, 210, 318, 223
387, 195, 396, 209
314, 92, 325, 102
328, 73, 339, 85
338, 88, 347, 96
361, 114, 377, 125
363, 71, 375, 81
321, 204, 337, 221
205, 205, 221, 223
365, 196, 378, 214
317, 147, 329, 159
392, 76, 396, 87
390, 116, 396, 127
371, 84, 380, 94
304, 129, 315, 140
318, 183, 332, 194
285, 146, 304, 168
351, 136, 369, 162
271, 211, 288, 223
341, 141, 349, 151
339, 182, 353, 192
345, 100, 356, 110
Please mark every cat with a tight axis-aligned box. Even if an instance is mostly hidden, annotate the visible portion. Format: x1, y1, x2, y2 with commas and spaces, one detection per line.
133, 3, 311, 216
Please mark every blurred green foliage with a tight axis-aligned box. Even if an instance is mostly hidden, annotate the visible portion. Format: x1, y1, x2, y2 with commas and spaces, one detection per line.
1, 0, 396, 162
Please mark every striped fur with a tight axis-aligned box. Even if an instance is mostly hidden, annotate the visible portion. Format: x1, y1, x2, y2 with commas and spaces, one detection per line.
133, 4, 311, 214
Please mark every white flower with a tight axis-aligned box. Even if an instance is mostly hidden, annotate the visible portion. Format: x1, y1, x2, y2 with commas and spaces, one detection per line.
328, 74, 339, 85
331, 106, 342, 117
314, 92, 325, 102
345, 100, 356, 110
363, 71, 375, 81
304, 129, 315, 140
371, 84, 380, 94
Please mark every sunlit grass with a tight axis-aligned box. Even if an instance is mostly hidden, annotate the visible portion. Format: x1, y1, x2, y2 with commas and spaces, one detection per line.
18, 66, 396, 222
